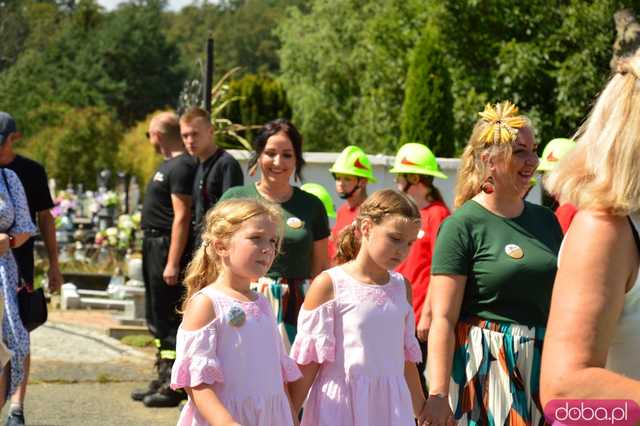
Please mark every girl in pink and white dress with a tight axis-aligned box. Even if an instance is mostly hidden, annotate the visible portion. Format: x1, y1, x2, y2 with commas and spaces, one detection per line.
170, 199, 301, 426
289, 189, 428, 426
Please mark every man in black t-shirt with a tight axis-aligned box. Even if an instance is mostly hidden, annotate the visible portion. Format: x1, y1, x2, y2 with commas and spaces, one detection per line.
133, 112, 196, 408
0, 112, 61, 426
179, 107, 243, 245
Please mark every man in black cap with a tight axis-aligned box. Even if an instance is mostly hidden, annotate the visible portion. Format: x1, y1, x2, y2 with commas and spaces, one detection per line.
0, 112, 61, 426
133, 111, 196, 408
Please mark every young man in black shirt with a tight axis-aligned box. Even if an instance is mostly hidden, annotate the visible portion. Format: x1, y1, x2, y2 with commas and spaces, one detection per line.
133, 111, 196, 407
0, 112, 61, 426
179, 107, 243, 245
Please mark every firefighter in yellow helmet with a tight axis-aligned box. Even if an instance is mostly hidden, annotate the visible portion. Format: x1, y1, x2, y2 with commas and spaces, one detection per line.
327, 146, 377, 262
539, 138, 577, 233
300, 183, 337, 220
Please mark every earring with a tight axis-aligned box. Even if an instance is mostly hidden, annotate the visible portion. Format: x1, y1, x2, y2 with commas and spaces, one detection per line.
481, 176, 495, 194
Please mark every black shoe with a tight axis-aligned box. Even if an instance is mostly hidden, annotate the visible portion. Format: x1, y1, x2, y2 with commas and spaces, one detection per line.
6, 409, 25, 426
143, 386, 185, 408
131, 378, 162, 401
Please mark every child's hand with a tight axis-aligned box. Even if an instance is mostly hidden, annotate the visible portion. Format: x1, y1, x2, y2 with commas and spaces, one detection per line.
423, 394, 455, 426
416, 400, 428, 425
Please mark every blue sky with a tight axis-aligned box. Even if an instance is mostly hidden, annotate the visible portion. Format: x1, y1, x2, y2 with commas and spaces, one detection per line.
97, 0, 194, 11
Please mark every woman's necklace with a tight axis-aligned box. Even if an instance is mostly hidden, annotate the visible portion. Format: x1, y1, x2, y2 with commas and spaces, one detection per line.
255, 182, 293, 203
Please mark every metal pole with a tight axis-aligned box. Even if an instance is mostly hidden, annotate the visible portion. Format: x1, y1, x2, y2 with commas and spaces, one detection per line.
204, 35, 213, 115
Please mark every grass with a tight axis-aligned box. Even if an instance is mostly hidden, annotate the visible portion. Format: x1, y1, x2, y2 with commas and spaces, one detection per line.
96, 373, 112, 384
120, 334, 155, 348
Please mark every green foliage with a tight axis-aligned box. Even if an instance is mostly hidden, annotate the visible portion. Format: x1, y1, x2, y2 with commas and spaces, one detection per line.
222, 73, 291, 142
120, 334, 154, 347
400, 26, 455, 157
19, 105, 122, 189
0, 0, 185, 134
278, 0, 640, 154
3, 0, 640, 174
277, 0, 428, 152
547, 0, 619, 135
116, 114, 164, 189
165, 0, 308, 78
98, 0, 186, 125
0, 7, 119, 137
428, 0, 639, 150
0, 0, 29, 72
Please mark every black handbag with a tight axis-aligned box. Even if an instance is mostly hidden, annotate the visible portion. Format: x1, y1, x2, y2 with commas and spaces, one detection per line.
2, 169, 48, 331
17, 285, 47, 332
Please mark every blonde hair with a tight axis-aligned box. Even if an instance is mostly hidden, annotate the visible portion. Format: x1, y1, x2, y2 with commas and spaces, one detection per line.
335, 189, 421, 264
454, 101, 531, 208
179, 107, 211, 126
181, 198, 284, 311
545, 53, 640, 215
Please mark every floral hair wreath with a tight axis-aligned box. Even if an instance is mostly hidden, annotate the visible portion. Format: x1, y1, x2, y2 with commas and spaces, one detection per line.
478, 101, 527, 146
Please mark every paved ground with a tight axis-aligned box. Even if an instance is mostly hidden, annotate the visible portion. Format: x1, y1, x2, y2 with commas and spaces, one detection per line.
0, 315, 181, 426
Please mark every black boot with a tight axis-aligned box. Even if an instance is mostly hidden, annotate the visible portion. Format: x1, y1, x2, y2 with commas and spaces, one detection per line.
131, 352, 162, 401
143, 359, 185, 408
142, 384, 185, 407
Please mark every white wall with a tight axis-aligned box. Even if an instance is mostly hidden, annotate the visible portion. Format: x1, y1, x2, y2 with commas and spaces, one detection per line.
227, 150, 542, 224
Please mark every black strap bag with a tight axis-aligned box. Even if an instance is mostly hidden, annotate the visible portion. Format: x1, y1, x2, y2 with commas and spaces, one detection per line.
2, 169, 47, 331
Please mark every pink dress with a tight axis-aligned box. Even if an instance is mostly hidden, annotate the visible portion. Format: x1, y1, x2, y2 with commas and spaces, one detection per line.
290, 266, 422, 426
171, 286, 302, 426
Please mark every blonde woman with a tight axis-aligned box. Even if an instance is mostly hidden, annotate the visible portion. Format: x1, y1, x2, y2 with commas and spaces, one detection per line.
424, 102, 563, 426
540, 53, 640, 403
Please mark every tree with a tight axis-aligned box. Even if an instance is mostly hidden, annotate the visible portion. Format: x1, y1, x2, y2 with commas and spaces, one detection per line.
426, 0, 640, 151
277, 0, 428, 152
0, 0, 121, 137
165, 0, 308, 79
116, 113, 163, 188
0, 0, 29, 72
222, 73, 291, 141
0, 0, 186, 134
18, 105, 122, 189
98, 0, 186, 126
400, 25, 454, 157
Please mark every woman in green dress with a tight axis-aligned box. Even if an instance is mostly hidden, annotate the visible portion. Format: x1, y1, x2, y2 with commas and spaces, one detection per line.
424, 102, 563, 426
219, 119, 330, 347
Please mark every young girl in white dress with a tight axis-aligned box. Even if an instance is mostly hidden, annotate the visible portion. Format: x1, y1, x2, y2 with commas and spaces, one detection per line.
289, 189, 428, 425
171, 199, 301, 426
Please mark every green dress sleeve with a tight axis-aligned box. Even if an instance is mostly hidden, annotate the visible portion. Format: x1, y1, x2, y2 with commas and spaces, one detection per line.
431, 215, 472, 276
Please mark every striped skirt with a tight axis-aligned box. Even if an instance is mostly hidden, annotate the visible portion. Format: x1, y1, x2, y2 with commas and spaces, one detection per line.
251, 277, 310, 352
449, 317, 547, 426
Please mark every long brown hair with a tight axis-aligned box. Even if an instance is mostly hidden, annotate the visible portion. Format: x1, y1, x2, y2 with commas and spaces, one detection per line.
181, 198, 284, 311
418, 174, 444, 204
248, 119, 305, 181
335, 189, 421, 264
